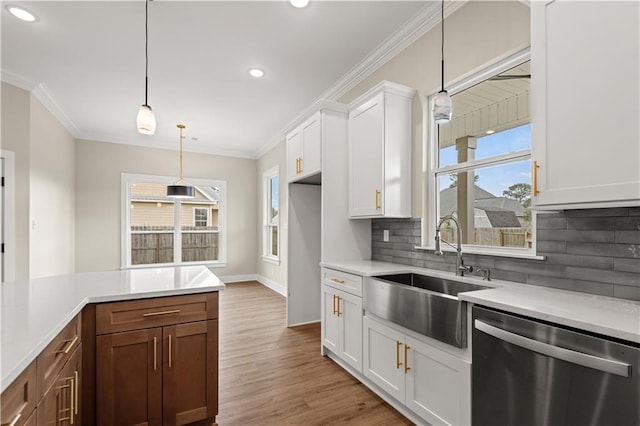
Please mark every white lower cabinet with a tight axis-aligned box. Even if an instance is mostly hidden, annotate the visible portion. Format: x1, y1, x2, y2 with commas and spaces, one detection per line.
363, 315, 471, 426
321, 282, 363, 372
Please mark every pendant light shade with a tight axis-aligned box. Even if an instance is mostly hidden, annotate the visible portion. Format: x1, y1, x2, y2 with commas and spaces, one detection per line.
433, 90, 452, 124
167, 124, 195, 199
433, 0, 452, 124
137, 104, 156, 135
137, 0, 156, 135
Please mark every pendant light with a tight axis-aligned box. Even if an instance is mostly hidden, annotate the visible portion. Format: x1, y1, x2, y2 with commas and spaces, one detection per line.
167, 124, 195, 198
136, 0, 156, 135
433, 0, 452, 124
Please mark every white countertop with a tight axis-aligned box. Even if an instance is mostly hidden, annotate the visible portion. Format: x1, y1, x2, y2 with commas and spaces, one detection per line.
322, 260, 640, 344
1, 265, 225, 392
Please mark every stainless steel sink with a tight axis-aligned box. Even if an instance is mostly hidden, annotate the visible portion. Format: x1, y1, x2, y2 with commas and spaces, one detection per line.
365, 273, 490, 348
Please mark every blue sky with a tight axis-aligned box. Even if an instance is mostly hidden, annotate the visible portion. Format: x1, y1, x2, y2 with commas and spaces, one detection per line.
439, 124, 531, 197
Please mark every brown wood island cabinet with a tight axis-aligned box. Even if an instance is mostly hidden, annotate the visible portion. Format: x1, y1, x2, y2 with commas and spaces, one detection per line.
88, 292, 219, 426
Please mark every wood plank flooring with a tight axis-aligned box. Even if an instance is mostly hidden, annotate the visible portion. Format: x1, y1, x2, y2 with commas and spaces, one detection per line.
217, 281, 413, 426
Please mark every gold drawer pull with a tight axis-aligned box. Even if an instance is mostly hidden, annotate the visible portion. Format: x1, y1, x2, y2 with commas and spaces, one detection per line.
375, 189, 381, 210
336, 296, 342, 317
533, 160, 540, 196
5, 413, 21, 426
55, 335, 79, 354
74, 370, 79, 415
332, 294, 337, 315
396, 341, 403, 369
153, 336, 158, 371
404, 344, 411, 374
331, 278, 345, 284
168, 334, 173, 368
143, 309, 181, 317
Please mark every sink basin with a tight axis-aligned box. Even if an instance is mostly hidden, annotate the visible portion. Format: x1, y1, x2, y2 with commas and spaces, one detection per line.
364, 273, 490, 348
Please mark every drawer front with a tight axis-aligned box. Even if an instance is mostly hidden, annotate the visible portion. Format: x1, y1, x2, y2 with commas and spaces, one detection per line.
36, 313, 81, 401
95, 292, 218, 335
322, 269, 362, 297
1, 361, 37, 426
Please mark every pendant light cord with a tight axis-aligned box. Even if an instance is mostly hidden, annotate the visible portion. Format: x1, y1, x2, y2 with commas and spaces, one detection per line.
440, 0, 445, 92
144, 0, 149, 106
178, 125, 185, 180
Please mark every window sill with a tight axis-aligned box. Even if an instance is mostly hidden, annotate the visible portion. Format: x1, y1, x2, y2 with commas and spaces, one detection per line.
414, 245, 546, 261
262, 256, 280, 266
122, 261, 228, 270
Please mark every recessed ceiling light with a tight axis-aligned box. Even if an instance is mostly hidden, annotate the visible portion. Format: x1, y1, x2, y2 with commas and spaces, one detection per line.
485, 129, 495, 135
6, 5, 37, 22
249, 68, 265, 78
290, 0, 309, 8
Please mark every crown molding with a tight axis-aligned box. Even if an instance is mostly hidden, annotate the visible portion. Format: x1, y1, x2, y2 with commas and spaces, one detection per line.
1, 70, 37, 91
31, 83, 81, 138
253, 0, 468, 159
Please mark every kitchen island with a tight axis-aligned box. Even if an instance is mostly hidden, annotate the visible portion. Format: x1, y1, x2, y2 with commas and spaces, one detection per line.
1, 265, 224, 425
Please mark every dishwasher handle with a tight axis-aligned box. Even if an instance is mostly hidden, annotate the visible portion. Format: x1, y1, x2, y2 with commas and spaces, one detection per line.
474, 319, 631, 378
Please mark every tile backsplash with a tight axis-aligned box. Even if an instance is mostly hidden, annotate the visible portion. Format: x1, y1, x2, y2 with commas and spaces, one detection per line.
371, 207, 640, 301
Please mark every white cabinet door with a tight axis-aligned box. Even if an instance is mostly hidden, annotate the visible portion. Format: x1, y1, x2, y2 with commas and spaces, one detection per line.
321, 285, 340, 354
349, 94, 385, 217
287, 130, 303, 183
531, 0, 640, 209
405, 335, 471, 426
363, 316, 405, 402
338, 291, 362, 372
300, 113, 321, 179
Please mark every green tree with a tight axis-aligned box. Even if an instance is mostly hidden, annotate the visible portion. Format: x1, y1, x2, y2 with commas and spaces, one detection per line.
503, 183, 532, 222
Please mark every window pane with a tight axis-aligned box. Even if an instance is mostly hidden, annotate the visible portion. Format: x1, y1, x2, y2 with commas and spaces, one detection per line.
438, 61, 531, 167
437, 160, 532, 248
129, 182, 175, 265
270, 177, 279, 224
181, 186, 220, 262
270, 226, 278, 257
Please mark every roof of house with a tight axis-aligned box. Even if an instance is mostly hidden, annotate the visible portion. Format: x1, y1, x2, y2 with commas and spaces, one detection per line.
481, 209, 522, 227
440, 185, 525, 218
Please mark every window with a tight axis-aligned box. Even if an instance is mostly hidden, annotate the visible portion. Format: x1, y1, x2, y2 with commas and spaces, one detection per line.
122, 174, 226, 268
425, 53, 536, 257
263, 166, 279, 263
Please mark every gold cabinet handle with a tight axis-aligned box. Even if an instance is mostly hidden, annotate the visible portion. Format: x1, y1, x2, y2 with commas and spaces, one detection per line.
336, 296, 342, 317
5, 413, 21, 426
143, 309, 181, 317
295, 158, 299, 174
153, 336, 157, 371
74, 370, 79, 415
396, 341, 403, 369
332, 294, 337, 315
168, 334, 172, 368
375, 189, 381, 210
55, 335, 79, 354
533, 160, 540, 196
404, 344, 411, 374
331, 278, 345, 284
70, 376, 75, 424
298, 157, 303, 174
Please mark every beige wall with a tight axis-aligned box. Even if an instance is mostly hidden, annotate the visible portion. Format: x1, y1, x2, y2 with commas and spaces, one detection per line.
1, 82, 76, 280
75, 139, 257, 277
338, 0, 531, 218
256, 140, 287, 289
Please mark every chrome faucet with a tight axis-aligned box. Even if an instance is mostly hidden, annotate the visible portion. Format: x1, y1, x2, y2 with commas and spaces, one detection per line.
435, 215, 473, 276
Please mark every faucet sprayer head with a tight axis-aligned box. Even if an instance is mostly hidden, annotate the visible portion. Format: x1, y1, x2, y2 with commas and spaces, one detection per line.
434, 229, 443, 256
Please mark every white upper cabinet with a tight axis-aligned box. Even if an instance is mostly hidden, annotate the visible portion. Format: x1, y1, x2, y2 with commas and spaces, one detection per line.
348, 81, 415, 218
531, 0, 640, 209
287, 111, 322, 183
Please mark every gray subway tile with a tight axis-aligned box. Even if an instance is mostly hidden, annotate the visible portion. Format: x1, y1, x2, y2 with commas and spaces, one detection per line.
494, 259, 566, 277
537, 229, 614, 243
614, 258, 640, 273
563, 208, 630, 218
615, 230, 640, 244
536, 217, 567, 230
567, 242, 640, 259
615, 217, 640, 230
613, 285, 640, 301
567, 217, 618, 231
565, 267, 640, 287
391, 257, 413, 267
490, 269, 527, 283
629, 207, 640, 216
544, 253, 613, 270
537, 240, 567, 254
372, 254, 394, 263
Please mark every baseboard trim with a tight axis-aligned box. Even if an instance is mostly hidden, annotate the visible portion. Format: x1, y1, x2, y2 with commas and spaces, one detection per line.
218, 274, 259, 284
256, 275, 287, 297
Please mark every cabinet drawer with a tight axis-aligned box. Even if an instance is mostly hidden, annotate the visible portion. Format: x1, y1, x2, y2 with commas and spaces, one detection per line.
36, 312, 81, 401
1, 360, 37, 426
95, 292, 218, 335
322, 269, 362, 297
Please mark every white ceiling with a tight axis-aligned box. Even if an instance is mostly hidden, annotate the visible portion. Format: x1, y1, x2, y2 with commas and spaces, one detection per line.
2, 1, 435, 158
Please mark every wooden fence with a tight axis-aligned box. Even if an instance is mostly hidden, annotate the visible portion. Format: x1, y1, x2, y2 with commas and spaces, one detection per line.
441, 227, 532, 248
131, 226, 219, 265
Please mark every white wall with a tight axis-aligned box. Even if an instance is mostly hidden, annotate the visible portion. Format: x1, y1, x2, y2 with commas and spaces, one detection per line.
255, 140, 287, 292
29, 93, 76, 278
338, 0, 531, 218
75, 139, 257, 277
1, 82, 76, 280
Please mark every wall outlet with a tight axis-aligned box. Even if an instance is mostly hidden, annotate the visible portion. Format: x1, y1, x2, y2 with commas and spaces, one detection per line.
383, 230, 390, 242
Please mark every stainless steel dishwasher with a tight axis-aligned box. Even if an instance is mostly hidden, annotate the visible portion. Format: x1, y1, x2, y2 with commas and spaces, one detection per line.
472, 305, 639, 426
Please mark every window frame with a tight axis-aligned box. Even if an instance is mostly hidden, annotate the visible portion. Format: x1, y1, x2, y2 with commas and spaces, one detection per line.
121, 173, 227, 269
193, 207, 210, 227
421, 48, 543, 260
262, 166, 280, 265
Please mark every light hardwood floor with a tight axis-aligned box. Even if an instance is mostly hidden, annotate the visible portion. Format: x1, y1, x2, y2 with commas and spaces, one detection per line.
217, 281, 414, 426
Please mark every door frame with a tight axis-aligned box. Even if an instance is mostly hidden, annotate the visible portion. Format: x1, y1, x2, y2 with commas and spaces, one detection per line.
1, 150, 16, 282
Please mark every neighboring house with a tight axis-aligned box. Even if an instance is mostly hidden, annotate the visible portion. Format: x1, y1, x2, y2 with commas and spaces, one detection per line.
439, 185, 524, 228
130, 182, 220, 229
